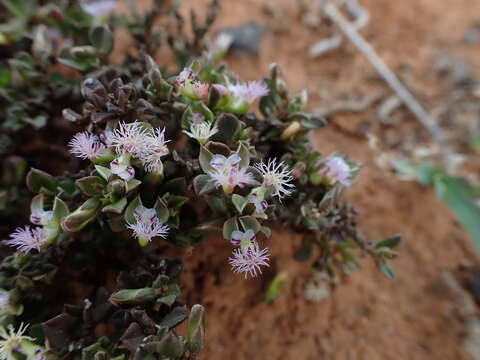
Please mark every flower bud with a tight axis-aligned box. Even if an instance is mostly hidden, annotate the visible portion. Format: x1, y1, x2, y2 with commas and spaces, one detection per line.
186, 304, 205, 355
109, 288, 160, 305
71, 46, 98, 58
280, 121, 301, 140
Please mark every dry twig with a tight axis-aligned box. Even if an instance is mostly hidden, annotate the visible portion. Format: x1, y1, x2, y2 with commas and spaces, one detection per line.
322, 1, 452, 160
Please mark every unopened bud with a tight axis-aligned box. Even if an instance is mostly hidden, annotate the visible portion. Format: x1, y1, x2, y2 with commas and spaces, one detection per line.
71, 46, 98, 58
186, 304, 205, 355
280, 121, 301, 140
109, 288, 160, 305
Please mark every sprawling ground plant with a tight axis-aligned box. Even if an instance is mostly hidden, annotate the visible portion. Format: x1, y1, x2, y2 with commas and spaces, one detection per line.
0, 0, 400, 358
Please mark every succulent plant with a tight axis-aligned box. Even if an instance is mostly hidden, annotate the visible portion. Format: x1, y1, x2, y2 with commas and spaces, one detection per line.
0, 0, 400, 358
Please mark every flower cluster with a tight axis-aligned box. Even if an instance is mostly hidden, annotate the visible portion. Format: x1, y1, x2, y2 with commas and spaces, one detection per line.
69, 122, 170, 181
201, 153, 295, 277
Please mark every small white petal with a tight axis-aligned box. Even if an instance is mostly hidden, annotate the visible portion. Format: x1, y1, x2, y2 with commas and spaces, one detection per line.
255, 159, 295, 199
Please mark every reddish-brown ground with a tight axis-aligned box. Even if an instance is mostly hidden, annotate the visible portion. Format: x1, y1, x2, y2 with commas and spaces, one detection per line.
167, 0, 480, 359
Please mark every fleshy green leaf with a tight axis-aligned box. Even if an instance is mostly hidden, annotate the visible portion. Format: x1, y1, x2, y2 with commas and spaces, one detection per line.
239, 216, 261, 234
374, 235, 402, 249
124, 196, 142, 224
199, 146, 214, 173
102, 197, 127, 214
186, 304, 205, 355
89, 25, 114, 54
94, 165, 112, 182
26, 168, 58, 194
76, 176, 105, 197
232, 194, 247, 214
223, 217, 238, 239
193, 174, 216, 196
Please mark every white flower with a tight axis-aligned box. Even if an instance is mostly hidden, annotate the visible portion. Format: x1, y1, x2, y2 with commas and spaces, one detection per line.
6, 226, 47, 253
29, 209, 53, 226
183, 122, 218, 144
68, 132, 106, 160
228, 242, 270, 279
110, 122, 150, 155
126, 206, 169, 244
230, 229, 256, 247
255, 159, 294, 200
210, 154, 241, 170
138, 128, 170, 173
0, 323, 34, 360
208, 154, 255, 193
209, 166, 255, 194
229, 80, 269, 104
248, 191, 268, 213
80, 0, 116, 16
324, 156, 352, 186
206, 33, 233, 58
176, 68, 195, 87
110, 157, 135, 181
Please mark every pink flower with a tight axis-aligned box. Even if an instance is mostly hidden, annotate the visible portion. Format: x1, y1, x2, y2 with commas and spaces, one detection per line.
126, 206, 169, 244
324, 156, 352, 186
255, 159, 294, 199
228, 242, 270, 278
68, 132, 106, 160
208, 154, 255, 193
209, 166, 255, 194
110, 122, 150, 155
229, 80, 269, 104
6, 226, 47, 253
138, 127, 170, 173
192, 82, 209, 100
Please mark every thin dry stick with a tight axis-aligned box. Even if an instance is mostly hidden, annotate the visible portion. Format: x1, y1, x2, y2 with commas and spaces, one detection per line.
323, 2, 451, 158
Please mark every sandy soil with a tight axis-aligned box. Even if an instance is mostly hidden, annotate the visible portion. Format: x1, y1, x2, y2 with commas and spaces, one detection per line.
170, 0, 480, 359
